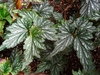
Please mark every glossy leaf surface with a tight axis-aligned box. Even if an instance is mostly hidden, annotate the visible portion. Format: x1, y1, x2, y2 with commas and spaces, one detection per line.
80, 0, 100, 18
33, 1, 53, 18
0, 18, 31, 48
49, 21, 74, 57
36, 54, 66, 75
10, 49, 23, 75
74, 18, 95, 71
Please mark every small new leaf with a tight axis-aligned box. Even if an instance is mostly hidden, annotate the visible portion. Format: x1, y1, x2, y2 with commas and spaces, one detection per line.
72, 69, 84, 75
34, 18, 57, 41
0, 59, 11, 75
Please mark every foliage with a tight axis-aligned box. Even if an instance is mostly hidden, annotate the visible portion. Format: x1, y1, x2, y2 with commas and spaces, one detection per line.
0, 59, 11, 75
36, 54, 66, 75
72, 69, 84, 75
0, 2, 12, 36
72, 69, 100, 75
0, 0, 100, 75
0, 49, 29, 75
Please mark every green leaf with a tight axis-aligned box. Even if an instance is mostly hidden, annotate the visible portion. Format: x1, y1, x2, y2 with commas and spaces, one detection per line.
35, 62, 51, 73
0, 18, 31, 49
36, 54, 66, 75
6, 0, 16, 18
34, 18, 57, 40
0, 4, 12, 24
22, 34, 42, 70
0, 8, 8, 20
95, 25, 100, 46
80, 0, 100, 18
17, 10, 57, 40
74, 28, 95, 71
74, 18, 96, 33
50, 54, 66, 75
23, 26, 45, 69
5, 15, 12, 24
72, 69, 84, 75
49, 21, 74, 57
50, 65, 62, 75
33, 1, 53, 18
0, 59, 12, 75
53, 12, 63, 21
0, 45, 6, 51
17, 10, 39, 21
90, 12, 100, 21
10, 49, 23, 75
0, 21, 6, 34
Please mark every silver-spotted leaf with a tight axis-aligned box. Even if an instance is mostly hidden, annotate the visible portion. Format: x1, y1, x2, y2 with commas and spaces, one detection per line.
17, 10, 39, 21
74, 18, 96, 33
23, 36, 41, 63
80, 0, 100, 18
33, 1, 53, 18
53, 12, 63, 21
74, 28, 95, 71
34, 18, 57, 41
49, 22, 74, 57
1, 18, 31, 48
35, 62, 51, 73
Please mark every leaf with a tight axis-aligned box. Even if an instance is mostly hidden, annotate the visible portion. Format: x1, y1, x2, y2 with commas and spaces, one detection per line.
22, 25, 46, 70
95, 25, 100, 46
0, 8, 8, 20
74, 28, 95, 71
0, 45, 6, 51
80, 0, 100, 18
0, 59, 12, 75
49, 21, 74, 57
0, 4, 12, 24
5, 15, 13, 24
33, 1, 53, 18
22, 35, 41, 70
36, 54, 66, 75
72, 69, 84, 75
10, 49, 23, 75
34, 18, 57, 40
50, 65, 62, 75
0, 21, 6, 34
35, 62, 51, 73
1, 18, 31, 48
17, 10, 39, 21
15, 10, 56, 41
50, 54, 66, 75
53, 12, 63, 21
74, 18, 96, 33
6, 0, 16, 18
90, 12, 100, 21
